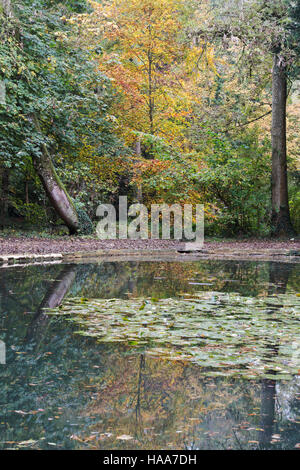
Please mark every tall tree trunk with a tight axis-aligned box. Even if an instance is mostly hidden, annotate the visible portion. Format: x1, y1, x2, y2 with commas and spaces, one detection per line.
147, 44, 154, 135
1, 0, 11, 16
30, 115, 79, 234
135, 138, 143, 203
0, 166, 9, 230
271, 54, 295, 237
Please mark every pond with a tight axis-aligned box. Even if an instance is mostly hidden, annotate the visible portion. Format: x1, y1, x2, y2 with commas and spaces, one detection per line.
0, 259, 299, 450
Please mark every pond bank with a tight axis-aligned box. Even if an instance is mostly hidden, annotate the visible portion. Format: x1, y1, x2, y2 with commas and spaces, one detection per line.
0, 238, 300, 266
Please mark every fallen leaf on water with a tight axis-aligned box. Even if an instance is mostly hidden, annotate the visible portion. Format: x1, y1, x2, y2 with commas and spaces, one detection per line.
84, 435, 97, 442
17, 439, 38, 446
116, 435, 134, 441
70, 435, 82, 442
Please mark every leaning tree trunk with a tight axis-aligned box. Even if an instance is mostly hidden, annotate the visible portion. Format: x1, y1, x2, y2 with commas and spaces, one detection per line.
31, 115, 79, 234
25, 264, 77, 344
33, 154, 79, 234
271, 54, 295, 237
1, 3, 79, 235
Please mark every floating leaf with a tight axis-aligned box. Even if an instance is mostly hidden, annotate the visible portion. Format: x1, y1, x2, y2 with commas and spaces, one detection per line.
116, 435, 134, 440
47, 292, 300, 380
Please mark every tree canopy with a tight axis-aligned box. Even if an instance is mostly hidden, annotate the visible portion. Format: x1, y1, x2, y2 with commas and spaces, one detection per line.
0, 0, 299, 236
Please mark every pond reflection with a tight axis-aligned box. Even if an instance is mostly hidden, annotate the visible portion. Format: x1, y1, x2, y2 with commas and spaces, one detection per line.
0, 260, 299, 450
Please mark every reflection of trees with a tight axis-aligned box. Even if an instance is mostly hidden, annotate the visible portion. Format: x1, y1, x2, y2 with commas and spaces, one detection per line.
25, 264, 77, 345
258, 262, 294, 450
82, 353, 265, 450
70, 262, 140, 299
0, 259, 299, 450
134, 354, 145, 440
0, 264, 71, 345
0, 266, 115, 449
259, 379, 276, 448
64, 260, 300, 300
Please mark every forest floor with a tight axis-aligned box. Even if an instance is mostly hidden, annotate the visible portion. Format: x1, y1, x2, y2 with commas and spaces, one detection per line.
0, 236, 299, 256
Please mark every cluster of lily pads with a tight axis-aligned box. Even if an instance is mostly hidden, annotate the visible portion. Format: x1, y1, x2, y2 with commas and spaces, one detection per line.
46, 292, 300, 380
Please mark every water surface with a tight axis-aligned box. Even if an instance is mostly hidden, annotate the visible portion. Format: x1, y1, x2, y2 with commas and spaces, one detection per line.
0, 260, 299, 450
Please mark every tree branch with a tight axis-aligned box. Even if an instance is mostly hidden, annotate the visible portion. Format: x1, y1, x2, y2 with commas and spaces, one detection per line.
223, 110, 272, 132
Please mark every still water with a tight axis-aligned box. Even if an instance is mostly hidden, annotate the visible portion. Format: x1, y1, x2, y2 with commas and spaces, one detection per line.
0, 259, 299, 450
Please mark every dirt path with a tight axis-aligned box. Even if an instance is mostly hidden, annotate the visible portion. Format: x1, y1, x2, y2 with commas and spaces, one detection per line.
0, 237, 299, 256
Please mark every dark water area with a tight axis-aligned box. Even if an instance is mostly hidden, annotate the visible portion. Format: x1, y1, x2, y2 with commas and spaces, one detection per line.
0, 259, 299, 450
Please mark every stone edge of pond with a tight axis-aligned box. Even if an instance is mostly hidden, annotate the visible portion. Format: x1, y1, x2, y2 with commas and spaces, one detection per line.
0, 247, 300, 267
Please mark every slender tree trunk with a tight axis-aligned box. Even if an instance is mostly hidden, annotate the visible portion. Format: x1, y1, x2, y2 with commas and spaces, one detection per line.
147, 44, 154, 135
135, 138, 143, 203
271, 54, 295, 236
148, 65, 154, 135
30, 115, 79, 234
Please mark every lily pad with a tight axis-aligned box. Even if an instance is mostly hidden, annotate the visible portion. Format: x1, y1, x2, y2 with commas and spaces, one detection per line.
46, 291, 300, 380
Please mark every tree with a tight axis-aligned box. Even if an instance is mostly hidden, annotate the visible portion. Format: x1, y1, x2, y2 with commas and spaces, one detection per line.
0, 0, 117, 233
91, 0, 215, 150
73, 0, 216, 207
102, 0, 186, 139
268, 1, 297, 236
0, 0, 79, 232
271, 49, 292, 236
